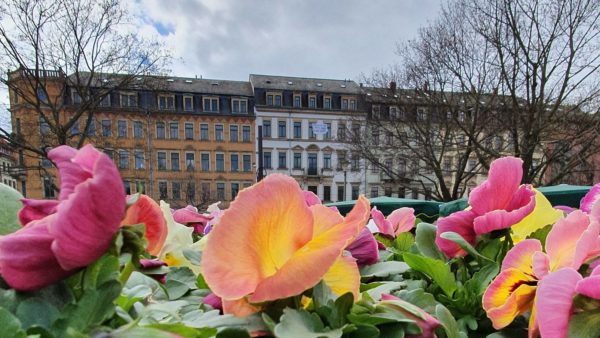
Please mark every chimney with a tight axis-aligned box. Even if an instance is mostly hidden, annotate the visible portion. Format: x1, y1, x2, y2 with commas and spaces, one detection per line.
389, 81, 397, 92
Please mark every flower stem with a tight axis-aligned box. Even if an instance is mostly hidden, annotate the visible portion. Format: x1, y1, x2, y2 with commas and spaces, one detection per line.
119, 259, 136, 285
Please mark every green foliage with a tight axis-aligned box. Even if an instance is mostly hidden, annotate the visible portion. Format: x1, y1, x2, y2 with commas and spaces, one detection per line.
526, 223, 553, 249
415, 223, 445, 260
568, 309, 600, 338
403, 252, 457, 298
274, 308, 344, 338
0, 183, 23, 235
360, 261, 410, 278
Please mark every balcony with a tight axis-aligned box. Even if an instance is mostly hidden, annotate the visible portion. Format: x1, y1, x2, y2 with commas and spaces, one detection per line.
8, 165, 27, 180
307, 167, 318, 176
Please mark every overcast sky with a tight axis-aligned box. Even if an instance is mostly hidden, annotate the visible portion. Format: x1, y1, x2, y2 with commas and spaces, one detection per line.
0, 0, 442, 128
128, 0, 443, 81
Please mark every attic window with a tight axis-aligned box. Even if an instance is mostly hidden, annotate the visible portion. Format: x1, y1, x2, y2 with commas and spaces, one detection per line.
266, 80, 272, 84
167, 79, 174, 82
340, 84, 346, 88
211, 82, 219, 86
287, 81, 293, 85
185, 80, 193, 83
317, 83, 323, 87
135, 77, 142, 81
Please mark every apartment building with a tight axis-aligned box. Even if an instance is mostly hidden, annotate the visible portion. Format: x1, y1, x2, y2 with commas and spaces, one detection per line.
0, 139, 18, 190
9, 70, 256, 207
250, 74, 367, 202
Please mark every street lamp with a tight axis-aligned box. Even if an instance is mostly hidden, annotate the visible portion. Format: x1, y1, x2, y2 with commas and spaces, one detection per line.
339, 157, 349, 201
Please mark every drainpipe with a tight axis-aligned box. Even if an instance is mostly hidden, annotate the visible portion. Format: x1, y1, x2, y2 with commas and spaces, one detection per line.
146, 109, 154, 196
257, 125, 264, 181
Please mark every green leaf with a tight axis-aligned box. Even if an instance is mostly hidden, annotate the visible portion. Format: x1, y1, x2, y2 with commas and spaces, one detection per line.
393, 233, 415, 252
82, 254, 120, 290
15, 298, 60, 330
274, 309, 343, 338
346, 324, 379, 338
440, 232, 493, 262
415, 223, 445, 260
165, 280, 190, 300
361, 282, 404, 300
145, 323, 217, 338
402, 253, 457, 297
196, 274, 210, 290
360, 261, 410, 278
465, 263, 499, 297
0, 183, 24, 235
526, 223, 553, 249
568, 309, 600, 338
182, 249, 202, 266
0, 308, 26, 338
216, 328, 251, 338
111, 326, 191, 338
435, 304, 465, 338
375, 234, 394, 248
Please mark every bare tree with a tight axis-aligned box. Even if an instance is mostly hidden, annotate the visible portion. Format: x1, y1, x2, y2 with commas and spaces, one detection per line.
0, 0, 170, 163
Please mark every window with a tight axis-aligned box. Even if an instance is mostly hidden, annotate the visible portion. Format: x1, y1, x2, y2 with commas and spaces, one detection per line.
86, 119, 96, 136
43, 177, 55, 198
372, 127, 380, 144
170, 152, 180, 171
294, 95, 301, 107
186, 153, 195, 171
123, 180, 131, 195
120, 92, 137, 107
156, 122, 165, 139
371, 162, 379, 173
118, 120, 127, 138
157, 151, 166, 170
231, 154, 239, 172
201, 183, 210, 200
443, 157, 452, 172
293, 122, 302, 138
118, 150, 129, 169
275, 94, 282, 106
267, 94, 273, 106
338, 185, 344, 201
181, 122, 192, 140
324, 97, 331, 109
134, 121, 143, 139
101, 120, 112, 137
349, 99, 356, 110
72, 90, 82, 104
134, 150, 145, 169
169, 122, 179, 139
200, 123, 209, 140
41, 157, 52, 167
351, 154, 359, 171
37, 87, 48, 104
243, 154, 251, 172
231, 183, 239, 200
323, 186, 331, 202
70, 121, 80, 135
137, 180, 146, 194
468, 159, 476, 172
186, 182, 195, 201
385, 158, 393, 172
278, 121, 286, 138
263, 121, 271, 137
159, 181, 168, 200
309, 123, 315, 139
417, 108, 427, 121
351, 186, 359, 200
278, 152, 287, 169
215, 124, 224, 141
184, 96, 193, 111
242, 126, 251, 142
232, 99, 248, 114
230, 125, 238, 142
263, 151, 272, 169
99, 94, 110, 107
203, 97, 219, 112
342, 99, 349, 110
158, 95, 175, 110
386, 131, 393, 146
372, 105, 381, 119
309, 96, 316, 108
323, 153, 331, 169
217, 183, 225, 200
324, 123, 331, 140
216, 153, 224, 172
293, 152, 302, 169
201, 153, 210, 171
390, 106, 398, 119
103, 149, 113, 161
370, 186, 379, 198
337, 123, 346, 140
172, 182, 181, 200
398, 159, 406, 175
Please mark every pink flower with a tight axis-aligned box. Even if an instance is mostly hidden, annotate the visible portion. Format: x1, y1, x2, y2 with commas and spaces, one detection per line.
0, 145, 126, 291
580, 183, 600, 214
303, 191, 321, 206
371, 206, 415, 237
172, 205, 212, 234
346, 228, 379, 266
436, 157, 536, 258
535, 268, 582, 338
380, 294, 440, 338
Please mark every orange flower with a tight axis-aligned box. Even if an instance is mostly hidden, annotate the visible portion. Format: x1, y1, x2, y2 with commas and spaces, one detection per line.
201, 174, 370, 316
121, 194, 168, 256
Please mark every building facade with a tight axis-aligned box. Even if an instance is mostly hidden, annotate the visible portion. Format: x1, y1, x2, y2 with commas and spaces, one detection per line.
9, 72, 256, 208
0, 139, 18, 190
250, 74, 367, 202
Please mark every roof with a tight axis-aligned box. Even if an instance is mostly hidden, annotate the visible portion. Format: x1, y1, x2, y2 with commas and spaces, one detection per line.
249, 74, 361, 94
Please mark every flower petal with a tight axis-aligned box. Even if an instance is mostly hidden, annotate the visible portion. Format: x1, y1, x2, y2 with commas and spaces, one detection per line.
0, 218, 71, 291
546, 210, 597, 271
18, 199, 59, 226
172, 205, 212, 227
371, 206, 393, 236
202, 174, 314, 300
473, 185, 536, 235
511, 190, 564, 242
501, 239, 541, 274
483, 268, 537, 329
469, 156, 523, 214
50, 147, 126, 270
48, 145, 95, 201
386, 207, 415, 235
322, 254, 360, 300
222, 297, 262, 317
435, 210, 477, 258
303, 191, 321, 206
575, 265, 600, 299
346, 227, 379, 266
122, 195, 168, 256
581, 183, 600, 213
536, 268, 581, 338
311, 204, 344, 237
249, 195, 370, 303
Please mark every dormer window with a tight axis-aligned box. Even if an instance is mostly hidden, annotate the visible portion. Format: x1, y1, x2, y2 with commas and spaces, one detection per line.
349, 99, 356, 110
158, 94, 175, 110
98, 94, 110, 107
232, 98, 248, 114
72, 90, 82, 104
120, 92, 137, 107
293, 94, 301, 108
308, 95, 316, 108
372, 105, 381, 119
323, 96, 331, 109
266, 92, 282, 106
183, 95, 194, 111
203, 97, 219, 112
342, 99, 349, 110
